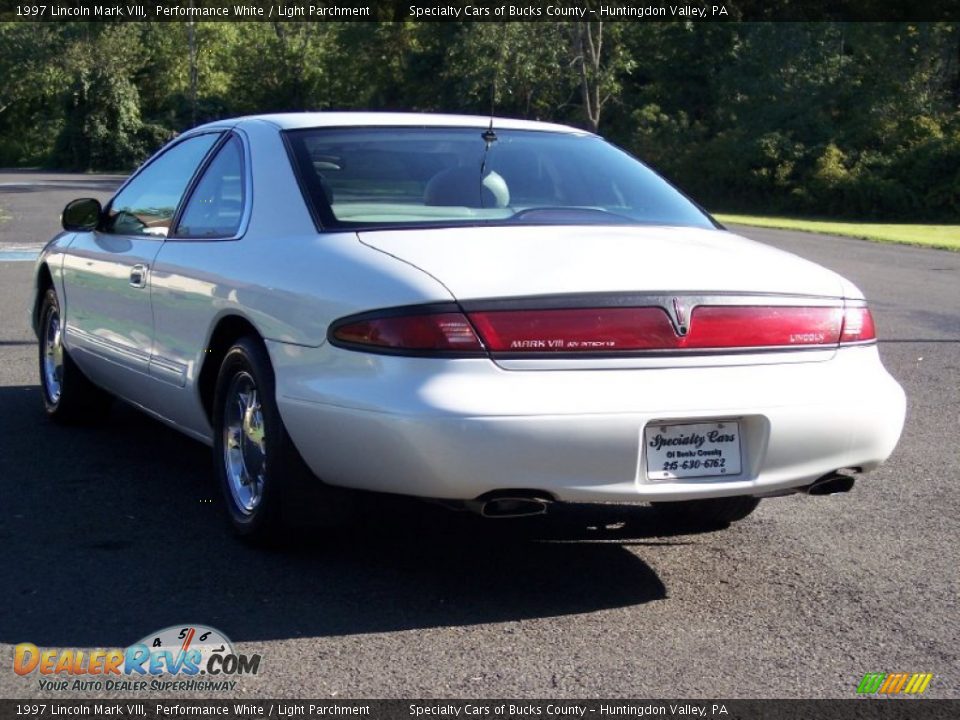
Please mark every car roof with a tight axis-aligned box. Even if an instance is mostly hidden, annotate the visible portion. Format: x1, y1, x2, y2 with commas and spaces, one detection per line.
193, 112, 590, 136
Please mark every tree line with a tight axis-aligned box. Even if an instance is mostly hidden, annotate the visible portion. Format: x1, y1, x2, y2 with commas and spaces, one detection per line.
1, 21, 957, 220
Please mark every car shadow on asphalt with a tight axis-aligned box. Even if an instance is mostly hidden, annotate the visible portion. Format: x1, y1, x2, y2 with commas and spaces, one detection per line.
0, 385, 717, 648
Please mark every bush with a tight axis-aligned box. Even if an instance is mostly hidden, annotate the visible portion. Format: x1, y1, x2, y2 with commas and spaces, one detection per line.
52, 69, 158, 171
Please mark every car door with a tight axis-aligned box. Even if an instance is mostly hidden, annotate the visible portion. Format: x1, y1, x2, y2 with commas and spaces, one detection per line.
146, 132, 252, 436
61, 132, 221, 406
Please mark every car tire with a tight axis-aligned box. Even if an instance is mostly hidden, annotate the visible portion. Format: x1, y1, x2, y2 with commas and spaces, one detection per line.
652, 495, 760, 529
38, 287, 112, 423
212, 335, 352, 543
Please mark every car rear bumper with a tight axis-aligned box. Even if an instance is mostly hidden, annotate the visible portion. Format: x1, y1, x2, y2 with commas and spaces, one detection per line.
270, 342, 906, 503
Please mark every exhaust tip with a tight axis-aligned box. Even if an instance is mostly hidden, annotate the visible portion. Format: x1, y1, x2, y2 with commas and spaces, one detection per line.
476, 496, 551, 518
806, 471, 857, 496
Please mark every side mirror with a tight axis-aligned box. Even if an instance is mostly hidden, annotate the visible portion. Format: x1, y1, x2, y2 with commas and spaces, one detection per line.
62, 198, 103, 231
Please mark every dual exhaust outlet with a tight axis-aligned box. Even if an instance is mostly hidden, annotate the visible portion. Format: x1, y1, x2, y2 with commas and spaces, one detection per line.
466, 470, 857, 518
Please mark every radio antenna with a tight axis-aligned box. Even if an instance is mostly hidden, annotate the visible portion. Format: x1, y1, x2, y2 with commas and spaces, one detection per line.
480, 26, 507, 171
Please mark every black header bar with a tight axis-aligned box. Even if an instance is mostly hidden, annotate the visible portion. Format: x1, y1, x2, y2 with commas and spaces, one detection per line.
0, 700, 958, 720
0, 0, 958, 22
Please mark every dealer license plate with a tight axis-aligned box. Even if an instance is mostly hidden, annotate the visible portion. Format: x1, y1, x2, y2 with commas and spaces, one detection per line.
644, 421, 742, 480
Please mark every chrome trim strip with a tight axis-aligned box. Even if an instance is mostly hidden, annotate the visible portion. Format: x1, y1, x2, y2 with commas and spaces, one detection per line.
149, 356, 189, 387
65, 326, 151, 367
458, 292, 845, 313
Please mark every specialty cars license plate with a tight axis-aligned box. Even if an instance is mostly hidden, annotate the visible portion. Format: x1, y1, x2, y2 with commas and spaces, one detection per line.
644, 421, 742, 480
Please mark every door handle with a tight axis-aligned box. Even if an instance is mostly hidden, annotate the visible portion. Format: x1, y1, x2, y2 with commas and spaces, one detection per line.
129, 264, 148, 289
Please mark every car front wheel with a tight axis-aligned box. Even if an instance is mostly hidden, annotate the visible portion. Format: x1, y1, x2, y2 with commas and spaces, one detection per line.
38, 287, 111, 422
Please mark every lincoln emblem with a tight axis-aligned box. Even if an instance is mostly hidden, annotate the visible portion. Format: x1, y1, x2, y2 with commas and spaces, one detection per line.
672, 297, 689, 335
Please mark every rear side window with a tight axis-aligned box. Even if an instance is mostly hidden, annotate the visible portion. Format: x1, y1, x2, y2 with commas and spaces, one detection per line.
104, 133, 220, 237
176, 135, 246, 238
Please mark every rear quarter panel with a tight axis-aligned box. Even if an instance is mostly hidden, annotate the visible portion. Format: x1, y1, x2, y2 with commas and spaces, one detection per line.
147, 119, 453, 437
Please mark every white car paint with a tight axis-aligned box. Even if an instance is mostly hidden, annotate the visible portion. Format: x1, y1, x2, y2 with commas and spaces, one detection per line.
273, 343, 903, 502
358, 225, 855, 300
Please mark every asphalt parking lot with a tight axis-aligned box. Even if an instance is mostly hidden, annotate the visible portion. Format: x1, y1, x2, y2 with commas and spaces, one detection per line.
0, 172, 957, 699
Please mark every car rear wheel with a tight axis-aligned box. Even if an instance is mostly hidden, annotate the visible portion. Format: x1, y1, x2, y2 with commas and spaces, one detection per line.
38, 288, 111, 422
652, 495, 760, 529
212, 335, 352, 542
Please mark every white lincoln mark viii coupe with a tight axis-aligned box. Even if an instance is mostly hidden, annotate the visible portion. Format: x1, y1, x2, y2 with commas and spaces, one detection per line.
32, 113, 906, 541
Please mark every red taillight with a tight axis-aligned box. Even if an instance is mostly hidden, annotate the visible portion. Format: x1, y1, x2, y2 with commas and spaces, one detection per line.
682, 306, 843, 348
468, 306, 845, 352
331, 302, 875, 356
331, 312, 483, 352
839, 306, 876, 343
467, 308, 676, 352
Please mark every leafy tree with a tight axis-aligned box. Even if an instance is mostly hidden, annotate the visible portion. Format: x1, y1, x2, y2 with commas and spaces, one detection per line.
0, 23, 72, 164
571, 22, 635, 132
439, 23, 575, 121
226, 23, 336, 113
0, 20, 955, 219
48, 24, 165, 170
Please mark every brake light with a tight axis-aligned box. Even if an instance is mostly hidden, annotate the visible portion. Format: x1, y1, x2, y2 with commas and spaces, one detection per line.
331, 312, 483, 351
467, 308, 676, 352
468, 306, 844, 352
682, 306, 843, 348
839, 306, 876, 343
330, 302, 875, 356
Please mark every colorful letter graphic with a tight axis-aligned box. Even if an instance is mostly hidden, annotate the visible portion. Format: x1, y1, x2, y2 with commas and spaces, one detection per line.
857, 672, 933, 694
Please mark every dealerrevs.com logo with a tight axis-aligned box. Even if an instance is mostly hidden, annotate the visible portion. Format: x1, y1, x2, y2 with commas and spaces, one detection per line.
14, 625, 261, 692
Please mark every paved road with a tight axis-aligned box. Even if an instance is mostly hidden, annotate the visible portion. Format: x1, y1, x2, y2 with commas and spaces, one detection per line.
0, 171, 125, 248
0, 173, 957, 699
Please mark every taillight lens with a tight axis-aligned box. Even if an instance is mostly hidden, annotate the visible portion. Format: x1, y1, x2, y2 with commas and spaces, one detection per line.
468, 306, 845, 352
331, 312, 483, 352
839, 306, 876, 343
330, 302, 875, 356
682, 306, 843, 348
467, 308, 676, 352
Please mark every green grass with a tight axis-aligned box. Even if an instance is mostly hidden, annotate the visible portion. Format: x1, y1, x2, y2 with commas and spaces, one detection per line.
714, 214, 960, 252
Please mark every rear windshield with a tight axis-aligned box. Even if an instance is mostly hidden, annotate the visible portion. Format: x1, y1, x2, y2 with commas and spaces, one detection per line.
285, 127, 715, 231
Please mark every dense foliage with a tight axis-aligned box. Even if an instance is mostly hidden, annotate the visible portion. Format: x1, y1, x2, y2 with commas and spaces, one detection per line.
0, 21, 957, 220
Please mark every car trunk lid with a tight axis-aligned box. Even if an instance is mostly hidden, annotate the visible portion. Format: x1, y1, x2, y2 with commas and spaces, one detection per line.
356, 225, 850, 368
357, 225, 847, 299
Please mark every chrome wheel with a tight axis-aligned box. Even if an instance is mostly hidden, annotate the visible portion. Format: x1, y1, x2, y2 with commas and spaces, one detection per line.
222, 371, 267, 515
38, 288, 111, 422
42, 306, 64, 404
